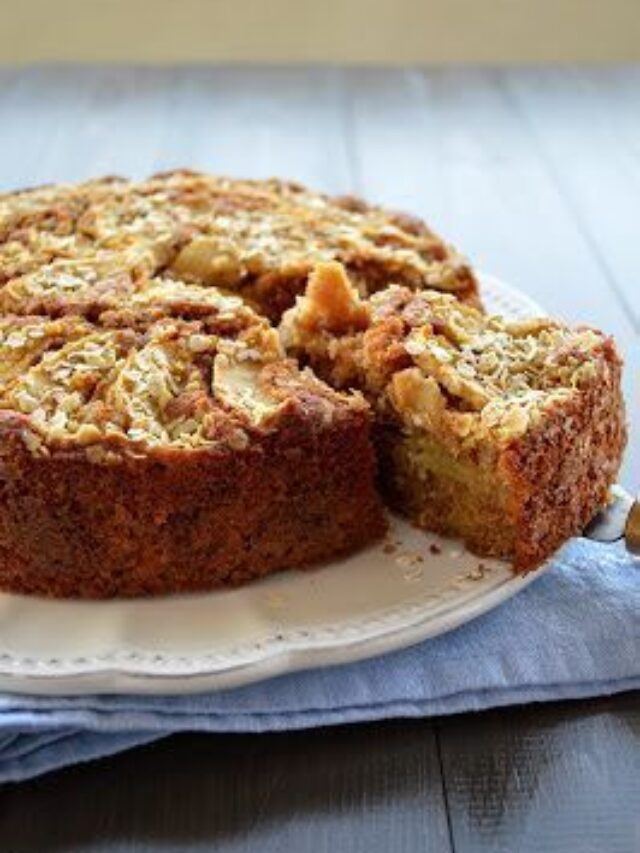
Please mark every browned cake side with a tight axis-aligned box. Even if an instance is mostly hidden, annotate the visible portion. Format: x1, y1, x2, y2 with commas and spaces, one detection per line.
280, 263, 627, 571
0, 397, 381, 599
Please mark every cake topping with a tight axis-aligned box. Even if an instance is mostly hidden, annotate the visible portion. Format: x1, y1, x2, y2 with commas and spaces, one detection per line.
291, 262, 370, 334
0, 171, 478, 322
281, 267, 618, 447
212, 355, 282, 426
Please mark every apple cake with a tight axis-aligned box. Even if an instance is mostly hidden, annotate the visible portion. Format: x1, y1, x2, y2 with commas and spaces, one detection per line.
280, 263, 626, 570
0, 170, 626, 596
0, 170, 481, 597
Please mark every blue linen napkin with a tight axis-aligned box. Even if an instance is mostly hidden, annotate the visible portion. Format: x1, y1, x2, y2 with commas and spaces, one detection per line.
1, 538, 638, 784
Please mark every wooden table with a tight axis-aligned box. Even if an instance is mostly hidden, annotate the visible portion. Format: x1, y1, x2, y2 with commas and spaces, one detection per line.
0, 693, 637, 853
0, 66, 638, 851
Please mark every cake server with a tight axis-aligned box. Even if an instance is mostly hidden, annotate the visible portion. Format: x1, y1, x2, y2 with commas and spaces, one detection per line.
584, 486, 640, 555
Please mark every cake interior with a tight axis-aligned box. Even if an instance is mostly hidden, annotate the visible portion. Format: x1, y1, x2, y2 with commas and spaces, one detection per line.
378, 428, 516, 559
280, 262, 626, 569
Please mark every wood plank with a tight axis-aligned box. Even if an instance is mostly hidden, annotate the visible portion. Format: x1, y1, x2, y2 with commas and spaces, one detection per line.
0, 721, 452, 853
345, 66, 639, 485
344, 66, 635, 328
500, 67, 640, 332
437, 692, 640, 853
340, 68, 451, 223
0, 66, 353, 193
0, 66, 201, 186
586, 65, 640, 153
0, 66, 172, 188
153, 66, 354, 193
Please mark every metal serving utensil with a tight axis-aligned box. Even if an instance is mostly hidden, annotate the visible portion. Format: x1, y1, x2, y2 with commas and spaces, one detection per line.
583, 486, 640, 555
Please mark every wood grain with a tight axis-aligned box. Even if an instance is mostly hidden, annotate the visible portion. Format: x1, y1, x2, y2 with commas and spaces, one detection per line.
437, 692, 640, 853
1, 697, 637, 852
502, 67, 640, 331
0, 721, 452, 853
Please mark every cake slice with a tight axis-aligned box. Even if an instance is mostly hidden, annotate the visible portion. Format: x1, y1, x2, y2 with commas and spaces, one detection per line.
280, 263, 627, 570
0, 311, 385, 598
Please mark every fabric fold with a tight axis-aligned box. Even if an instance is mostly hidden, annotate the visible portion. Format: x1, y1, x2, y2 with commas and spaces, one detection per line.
1, 538, 638, 785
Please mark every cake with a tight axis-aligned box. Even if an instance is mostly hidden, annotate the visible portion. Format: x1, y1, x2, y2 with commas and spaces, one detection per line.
1, 168, 444, 597
280, 263, 627, 570
0, 170, 626, 597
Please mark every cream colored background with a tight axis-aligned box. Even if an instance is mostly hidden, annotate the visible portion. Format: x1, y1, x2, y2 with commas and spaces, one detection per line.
2, 0, 640, 65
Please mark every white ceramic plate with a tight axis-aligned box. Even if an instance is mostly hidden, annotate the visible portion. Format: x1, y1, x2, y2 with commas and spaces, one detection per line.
0, 274, 548, 696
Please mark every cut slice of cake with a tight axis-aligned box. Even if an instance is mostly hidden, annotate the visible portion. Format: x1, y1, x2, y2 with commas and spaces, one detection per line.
280, 263, 627, 570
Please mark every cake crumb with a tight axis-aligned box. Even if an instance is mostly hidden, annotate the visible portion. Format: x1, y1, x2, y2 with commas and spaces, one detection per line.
467, 562, 488, 580
401, 563, 424, 583
396, 552, 421, 568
